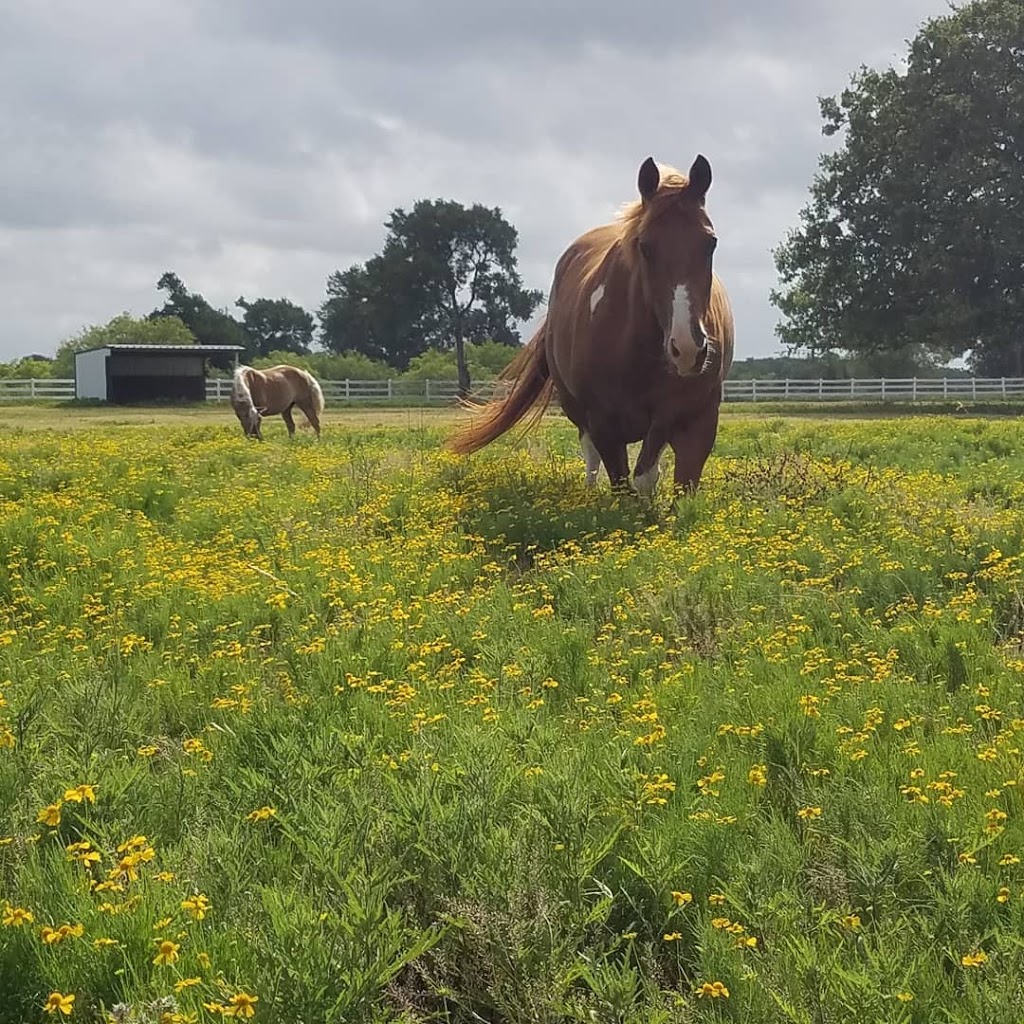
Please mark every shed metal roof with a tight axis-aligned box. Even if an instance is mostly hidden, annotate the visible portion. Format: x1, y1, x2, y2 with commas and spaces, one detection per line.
76, 344, 244, 355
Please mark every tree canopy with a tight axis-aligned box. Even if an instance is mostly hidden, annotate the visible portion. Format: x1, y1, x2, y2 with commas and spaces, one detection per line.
235, 296, 314, 358
149, 272, 250, 355
320, 199, 543, 391
52, 313, 196, 377
771, 0, 1024, 373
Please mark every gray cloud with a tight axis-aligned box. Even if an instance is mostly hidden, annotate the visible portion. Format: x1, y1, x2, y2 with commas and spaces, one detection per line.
0, 0, 948, 363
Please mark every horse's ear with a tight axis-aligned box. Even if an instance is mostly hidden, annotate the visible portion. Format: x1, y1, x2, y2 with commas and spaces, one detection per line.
638, 157, 660, 201
687, 155, 712, 200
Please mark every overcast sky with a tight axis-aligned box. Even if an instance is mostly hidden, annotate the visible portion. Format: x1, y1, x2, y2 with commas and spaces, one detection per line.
0, 0, 952, 364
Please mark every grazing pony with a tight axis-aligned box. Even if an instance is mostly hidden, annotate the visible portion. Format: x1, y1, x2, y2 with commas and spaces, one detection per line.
448, 154, 734, 495
230, 364, 324, 440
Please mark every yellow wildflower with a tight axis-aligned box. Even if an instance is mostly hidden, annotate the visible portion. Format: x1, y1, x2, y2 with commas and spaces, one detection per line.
3, 904, 33, 927
695, 981, 729, 999
182, 893, 211, 920
36, 803, 62, 827
43, 992, 75, 1016
153, 939, 180, 965
63, 784, 97, 804
224, 993, 259, 1018
246, 806, 277, 823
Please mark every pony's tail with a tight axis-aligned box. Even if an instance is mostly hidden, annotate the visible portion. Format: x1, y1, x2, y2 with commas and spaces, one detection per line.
447, 324, 553, 455
308, 374, 325, 416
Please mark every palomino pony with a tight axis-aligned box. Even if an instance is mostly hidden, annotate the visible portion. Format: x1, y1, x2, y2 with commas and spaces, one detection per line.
230, 364, 325, 440
448, 154, 734, 495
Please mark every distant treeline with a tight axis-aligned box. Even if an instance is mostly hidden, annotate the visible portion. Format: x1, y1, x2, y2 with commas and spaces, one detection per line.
1, 340, 975, 383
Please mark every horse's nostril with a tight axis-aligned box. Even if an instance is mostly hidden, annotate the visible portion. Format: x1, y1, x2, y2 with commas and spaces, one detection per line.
670, 341, 680, 358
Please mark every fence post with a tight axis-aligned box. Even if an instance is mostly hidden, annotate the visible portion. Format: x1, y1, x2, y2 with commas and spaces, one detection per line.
972, 377, 977, 400
388, 379, 393, 399
425, 379, 431, 401
784, 378, 790, 398
943, 378, 948, 398
1002, 376, 1007, 398
912, 377, 917, 401
751, 379, 757, 402
818, 378, 823, 399
345, 379, 350, 400
30, 378, 37, 399
881, 378, 886, 401
850, 378, 855, 396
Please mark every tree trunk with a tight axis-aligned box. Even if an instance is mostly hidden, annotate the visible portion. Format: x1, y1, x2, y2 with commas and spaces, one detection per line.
454, 332, 470, 397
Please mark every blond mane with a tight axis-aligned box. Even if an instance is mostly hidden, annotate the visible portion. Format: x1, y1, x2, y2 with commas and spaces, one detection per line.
616, 163, 691, 238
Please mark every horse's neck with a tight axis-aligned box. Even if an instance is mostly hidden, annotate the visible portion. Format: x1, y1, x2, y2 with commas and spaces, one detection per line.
605, 245, 659, 342
245, 372, 265, 406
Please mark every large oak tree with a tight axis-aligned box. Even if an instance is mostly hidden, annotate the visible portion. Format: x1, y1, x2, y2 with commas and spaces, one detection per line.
320, 200, 542, 392
772, 0, 1024, 374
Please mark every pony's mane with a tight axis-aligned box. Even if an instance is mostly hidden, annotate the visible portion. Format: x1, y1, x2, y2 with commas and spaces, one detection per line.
232, 365, 255, 407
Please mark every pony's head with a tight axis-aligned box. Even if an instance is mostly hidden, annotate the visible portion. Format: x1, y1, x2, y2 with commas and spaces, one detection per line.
627, 154, 720, 379
242, 405, 262, 436
231, 367, 263, 437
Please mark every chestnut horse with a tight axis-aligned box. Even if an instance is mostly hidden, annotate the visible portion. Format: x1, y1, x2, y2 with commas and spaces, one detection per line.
448, 154, 734, 495
230, 364, 324, 440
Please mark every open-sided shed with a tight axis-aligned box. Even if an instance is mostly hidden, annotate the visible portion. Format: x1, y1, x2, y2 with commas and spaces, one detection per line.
74, 344, 244, 404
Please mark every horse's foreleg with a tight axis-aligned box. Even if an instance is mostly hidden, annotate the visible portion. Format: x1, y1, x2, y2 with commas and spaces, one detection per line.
633, 428, 669, 497
670, 401, 720, 495
282, 407, 296, 437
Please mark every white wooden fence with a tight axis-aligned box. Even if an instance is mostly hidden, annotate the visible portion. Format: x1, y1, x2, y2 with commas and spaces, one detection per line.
3, 376, 1024, 404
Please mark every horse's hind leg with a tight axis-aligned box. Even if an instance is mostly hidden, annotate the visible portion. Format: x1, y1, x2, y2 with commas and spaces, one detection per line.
579, 429, 602, 487
282, 407, 296, 437
297, 401, 321, 439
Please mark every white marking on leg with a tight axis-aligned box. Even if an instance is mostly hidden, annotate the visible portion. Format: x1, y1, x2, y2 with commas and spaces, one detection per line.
580, 432, 601, 486
589, 284, 605, 315
634, 462, 660, 496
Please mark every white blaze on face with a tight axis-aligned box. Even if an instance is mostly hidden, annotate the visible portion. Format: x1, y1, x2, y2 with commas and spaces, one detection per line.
590, 284, 605, 316
665, 284, 703, 374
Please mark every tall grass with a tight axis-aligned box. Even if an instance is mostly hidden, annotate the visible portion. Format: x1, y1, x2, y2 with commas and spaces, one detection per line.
2, 413, 1024, 1022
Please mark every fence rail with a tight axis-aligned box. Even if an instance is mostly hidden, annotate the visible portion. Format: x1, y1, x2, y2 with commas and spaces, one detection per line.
4, 376, 1024, 404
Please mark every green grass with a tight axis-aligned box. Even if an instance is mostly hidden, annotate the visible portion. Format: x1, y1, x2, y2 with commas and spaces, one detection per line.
2, 410, 1024, 1022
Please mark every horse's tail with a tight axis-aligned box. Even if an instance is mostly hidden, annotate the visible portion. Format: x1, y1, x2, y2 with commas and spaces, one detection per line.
447, 324, 553, 455
308, 373, 325, 416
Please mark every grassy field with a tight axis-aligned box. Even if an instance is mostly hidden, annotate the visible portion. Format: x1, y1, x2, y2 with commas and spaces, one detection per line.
2, 406, 1024, 1022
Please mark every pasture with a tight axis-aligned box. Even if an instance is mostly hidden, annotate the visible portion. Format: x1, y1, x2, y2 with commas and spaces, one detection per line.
1, 406, 1023, 1023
